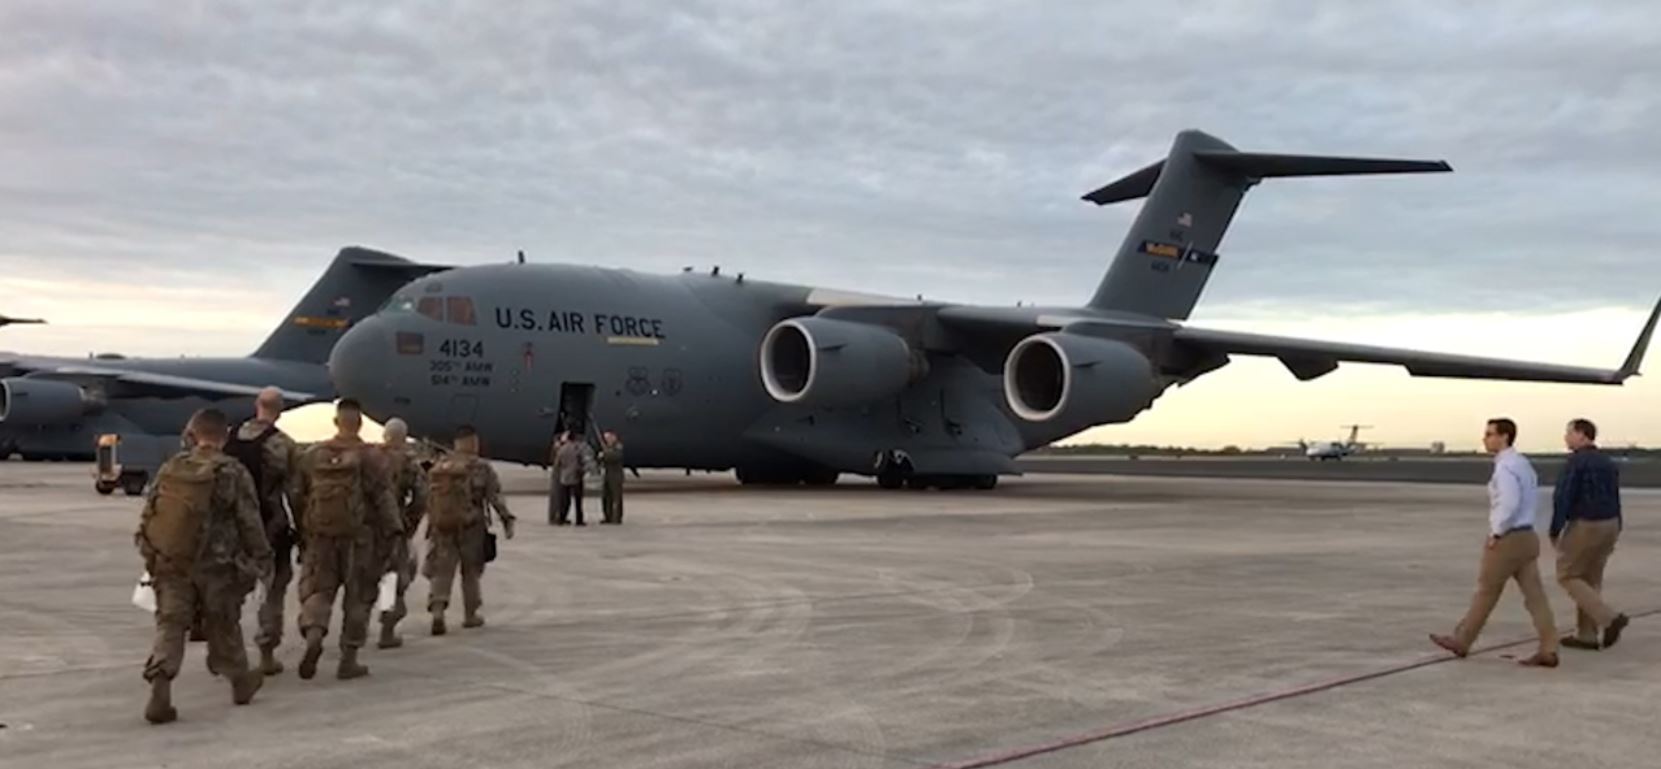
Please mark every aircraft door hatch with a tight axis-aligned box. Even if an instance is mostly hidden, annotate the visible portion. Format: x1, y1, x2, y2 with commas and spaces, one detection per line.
556, 382, 596, 443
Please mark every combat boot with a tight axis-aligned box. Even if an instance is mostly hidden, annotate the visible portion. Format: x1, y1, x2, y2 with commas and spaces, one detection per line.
336, 646, 369, 680
298, 628, 324, 680
258, 646, 284, 676
231, 670, 264, 705
463, 611, 485, 629
377, 622, 403, 649
432, 613, 448, 636
144, 678, 177, 725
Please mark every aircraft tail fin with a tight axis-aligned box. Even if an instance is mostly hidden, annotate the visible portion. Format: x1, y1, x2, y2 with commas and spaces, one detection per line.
1081, 130, 1451, 319
252, 247, 448, 363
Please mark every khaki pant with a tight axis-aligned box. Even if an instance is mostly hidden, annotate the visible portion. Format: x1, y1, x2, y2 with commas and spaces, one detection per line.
145, 570, 250, 682
1454, 530, 1558, 655
1556, 519, 1621, 642
254, 542, 293, 651
426, 524, 486, 616
298, 535, 376, 650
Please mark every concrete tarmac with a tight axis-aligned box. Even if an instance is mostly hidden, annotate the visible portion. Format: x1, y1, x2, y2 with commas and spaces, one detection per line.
1, 463, 1656, 769
1019, 454, 1661, 487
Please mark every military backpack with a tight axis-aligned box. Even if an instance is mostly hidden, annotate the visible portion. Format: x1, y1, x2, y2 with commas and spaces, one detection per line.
139, 453, 218, 574
427, 456, 476, 533
305, 442, 363, 537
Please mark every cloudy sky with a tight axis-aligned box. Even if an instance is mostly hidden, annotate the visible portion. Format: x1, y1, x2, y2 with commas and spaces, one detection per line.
2, 1, 1657, 449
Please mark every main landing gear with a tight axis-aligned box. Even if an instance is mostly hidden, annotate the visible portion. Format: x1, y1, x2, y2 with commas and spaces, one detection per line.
874, 450, 998, 491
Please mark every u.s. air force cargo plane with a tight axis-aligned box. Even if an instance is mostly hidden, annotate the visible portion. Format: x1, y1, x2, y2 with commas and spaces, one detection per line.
0, 248, 441, 494
328, 130, 1660, 490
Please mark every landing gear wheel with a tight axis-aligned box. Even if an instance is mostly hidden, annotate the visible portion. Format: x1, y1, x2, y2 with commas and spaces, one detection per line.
121, 472, 148, 497
95, 481, 117, 496
972, 474, 999, 490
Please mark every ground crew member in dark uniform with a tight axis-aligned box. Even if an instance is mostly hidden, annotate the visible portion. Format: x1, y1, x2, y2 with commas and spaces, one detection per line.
134, 408, 271, 724
291, 399, 403, 681
376, 417, 428, 649
426, 425, 515, 633
1552, 418, 1632, 650
223, 386, 302, 676
599, 430, 625, 524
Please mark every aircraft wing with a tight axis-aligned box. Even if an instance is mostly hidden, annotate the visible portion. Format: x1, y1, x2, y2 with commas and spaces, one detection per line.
16, 365, 323, 403
1173, 296, 1659, 384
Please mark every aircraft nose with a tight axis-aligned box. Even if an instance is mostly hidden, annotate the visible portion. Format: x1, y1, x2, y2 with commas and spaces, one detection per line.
328, 314, 390, 401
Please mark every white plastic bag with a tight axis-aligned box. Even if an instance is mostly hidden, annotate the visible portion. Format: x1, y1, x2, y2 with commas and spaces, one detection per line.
132, 571, 156, 613
375, 571, 398, 612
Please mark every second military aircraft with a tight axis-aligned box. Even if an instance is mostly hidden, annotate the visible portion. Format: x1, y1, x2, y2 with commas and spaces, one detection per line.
327, 130, 1660, 489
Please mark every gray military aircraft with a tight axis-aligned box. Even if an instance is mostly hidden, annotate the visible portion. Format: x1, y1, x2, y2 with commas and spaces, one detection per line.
0, 247, 440, 493
328, 129, 1661, 490
0, 314, 47, 329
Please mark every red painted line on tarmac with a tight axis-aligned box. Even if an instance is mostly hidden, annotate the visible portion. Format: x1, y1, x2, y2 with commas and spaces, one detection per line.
932, 608, 1658, 769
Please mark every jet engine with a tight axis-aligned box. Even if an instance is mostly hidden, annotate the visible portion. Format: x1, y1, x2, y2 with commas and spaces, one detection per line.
1003, 333, 1159, 426
0, 378, 102, 425
760, 317, 926, 407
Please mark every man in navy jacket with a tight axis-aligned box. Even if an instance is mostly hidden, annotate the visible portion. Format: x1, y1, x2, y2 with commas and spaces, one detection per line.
1551, 418, 1631, 651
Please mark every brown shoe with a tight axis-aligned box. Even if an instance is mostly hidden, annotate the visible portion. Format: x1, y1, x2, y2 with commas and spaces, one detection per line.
1561, 636, 1601, 651
377, 623, 404, 650
336, 647, 369, 681
1603, 614, 1631, 650
432, 614, 448, 636
1518, 652, 1559, 668
463, 613, 485, 629
1429, 633, 1468, 658
258, 646, 284, 676
144, 678, 177, 725
231, 671, 264, 705
297, 629, 324, 681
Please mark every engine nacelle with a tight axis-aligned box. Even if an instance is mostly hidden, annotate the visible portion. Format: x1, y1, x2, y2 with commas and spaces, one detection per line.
0, 378, 101, 426
760, 317, 925, 407
1003, 333, 1159, 426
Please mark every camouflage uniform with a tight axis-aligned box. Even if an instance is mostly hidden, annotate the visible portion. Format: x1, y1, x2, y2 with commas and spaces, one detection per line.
134, 447, 271, 723
375, 443, 428, 647
223, 419, 302, 668
426, 453, 515, 631
291, 436, 403, 680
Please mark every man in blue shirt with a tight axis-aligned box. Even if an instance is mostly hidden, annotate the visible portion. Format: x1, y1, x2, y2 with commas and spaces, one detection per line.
1552, 418, 1631, 651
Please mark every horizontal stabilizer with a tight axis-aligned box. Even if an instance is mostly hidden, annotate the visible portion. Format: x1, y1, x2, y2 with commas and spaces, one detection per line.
1192, 151, 1451, 178
1082, 148, 1450, 207
1081, 160, 1164, 205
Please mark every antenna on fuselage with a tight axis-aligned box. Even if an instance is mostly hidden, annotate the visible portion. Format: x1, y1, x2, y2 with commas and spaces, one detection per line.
516, 249, 526, 264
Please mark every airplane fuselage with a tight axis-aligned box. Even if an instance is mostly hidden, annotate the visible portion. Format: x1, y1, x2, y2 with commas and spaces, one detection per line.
330, 264, 1086, 476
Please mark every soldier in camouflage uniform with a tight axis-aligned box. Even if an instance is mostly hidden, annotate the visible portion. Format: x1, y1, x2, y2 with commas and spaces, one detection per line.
135, 408, 272, 724
374, 418, 428, 649
425, 424, 515, 634
291, 399, 403, 681
223, 387, 302, 676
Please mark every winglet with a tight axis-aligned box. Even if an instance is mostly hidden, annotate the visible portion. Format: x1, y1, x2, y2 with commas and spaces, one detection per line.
1615, 295, 1661, 380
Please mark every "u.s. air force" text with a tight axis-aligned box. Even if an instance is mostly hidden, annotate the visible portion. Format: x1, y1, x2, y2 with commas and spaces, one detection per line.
493, 308, 667, 340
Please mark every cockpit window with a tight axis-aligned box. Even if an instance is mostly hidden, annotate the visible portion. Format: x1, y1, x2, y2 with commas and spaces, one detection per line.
446, 297, 477, 326
417, 297, 444, 321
